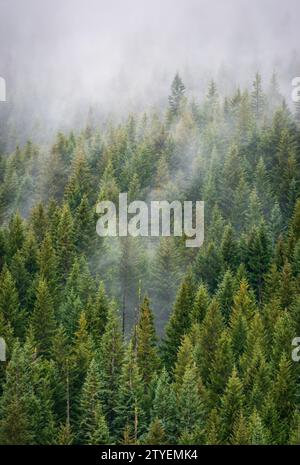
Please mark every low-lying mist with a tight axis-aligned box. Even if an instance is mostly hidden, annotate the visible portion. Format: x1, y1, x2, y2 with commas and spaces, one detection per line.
0, 0, 300, 149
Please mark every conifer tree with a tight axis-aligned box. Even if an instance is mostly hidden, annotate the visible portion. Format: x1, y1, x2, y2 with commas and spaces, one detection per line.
74, 194, 94, 254
151, 237, 181, 325
145, 418, 167, 445
168, 73, 185, 121
271, 355, 296, 443
78, 359, 110, 445
0, 265, 24, 337
57, 422, 73, 445
221, 224, 238, 271
0, 341, 35, 444
151, 368, 177, 444
205, 408, 222, 445
209, 329, 234, 405
220, 367, 245, 442
163, 272, 196, 369
136, 296, 160, 386
9, 251, 30, 312
230, 412, 250, 445
65, 145, 92, 212
191, 282, 210, 324
173, 335, 194, 389
114, 341, 145, 442
177, 365, 205, 441
37, 232, 59, 301
195, 298, 224, 381
98, 303, 124, 428
71, 312, 94, 409
251, 73, 265, 121
7, 211, 25, 259
85, 281, 109, 343
246, 222, 271, 302
29, 202, 48, 244
31, 278, 56, 356
216, 269, 237, 323
56, 203, 75, 280
97, 159, 119, 203
249, 409, 269, 445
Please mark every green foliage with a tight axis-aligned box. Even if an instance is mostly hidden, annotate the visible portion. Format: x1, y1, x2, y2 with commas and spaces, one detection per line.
78, 359, 110, 444
0, 71, 299, 445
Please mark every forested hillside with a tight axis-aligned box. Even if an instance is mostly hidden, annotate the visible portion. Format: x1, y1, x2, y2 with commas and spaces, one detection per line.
0, 72, 300, 444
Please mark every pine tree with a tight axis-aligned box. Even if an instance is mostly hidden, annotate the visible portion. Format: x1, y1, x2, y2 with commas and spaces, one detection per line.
246, 222, 271, 302
55, 203, 75, 281
98, 303, 124, 429
194, 298, 224, 381
0, 265, 24, 337
240, 311, 266, 368
97, 159, 119, 203
177, 365, 205, 441
271, 310, 295, 366
151, 367, 177, 444
205, 408, 222, 445
31, 278, 56, 356
193, 241, 223, 292
71, 312, 94, 410
221, 224, 238, 271
85, 281, 109, 343
231, 279, 256, 321
167, 73, 185, 121
145, 418, 167, 445
173, 335, 194, 389
59, 257, 95, 336
65, 145, 92, 212
162, 269, 195, 366
216, 269, 237, 323
0, 341, 35, 444
271, 354, 296, 443
245, 188, 263, 230
151, 237, 181, 326
249, 409, 269, 444
0, 337, 55, 444
230, 411, 250, 445
29, 202, 48, 244
251, 72, 265, 121
37, 232, 59, 301
220, 367, 245, 442
78, 359, 110, 445
268, 71, 282, 113
114, 341, 145, 442
7, 211, 25, 259
74, 194, 94, 254
278, 260, 296, 309
191, 282, 210, 324
51, 325, 71, 424
209, 329, 234, 405
8, 251, 30, 313
56, 422, 73, 445
136, 296, 160, 386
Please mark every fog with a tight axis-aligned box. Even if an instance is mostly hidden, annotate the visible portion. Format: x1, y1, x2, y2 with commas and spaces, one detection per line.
0, 0, 300, 145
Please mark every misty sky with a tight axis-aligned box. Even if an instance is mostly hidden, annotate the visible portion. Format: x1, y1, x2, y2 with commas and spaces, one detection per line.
0, 0, 300, 140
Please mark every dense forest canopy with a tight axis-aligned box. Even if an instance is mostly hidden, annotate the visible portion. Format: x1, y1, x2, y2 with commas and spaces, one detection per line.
0, 69, 300, 445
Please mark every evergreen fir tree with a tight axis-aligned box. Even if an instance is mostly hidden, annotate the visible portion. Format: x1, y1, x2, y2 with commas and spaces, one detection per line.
78, 359, 110, 445
31, 278, 56, 356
